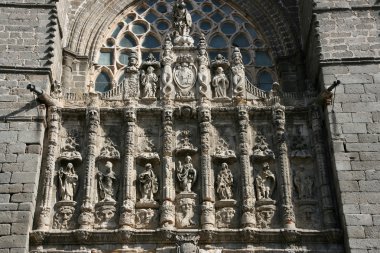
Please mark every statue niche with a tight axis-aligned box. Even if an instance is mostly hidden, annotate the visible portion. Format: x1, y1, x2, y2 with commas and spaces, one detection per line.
140, 53, 160, 100
58, 162, 78, 202
138, 163, 159, 203
216, 163, 234, 200
96, 161, 117, 202
255, 162, 276, 201
176, 155, 197, 193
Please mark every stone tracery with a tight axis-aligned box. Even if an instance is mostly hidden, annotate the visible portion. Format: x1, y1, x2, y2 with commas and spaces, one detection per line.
31, 0, 342, 252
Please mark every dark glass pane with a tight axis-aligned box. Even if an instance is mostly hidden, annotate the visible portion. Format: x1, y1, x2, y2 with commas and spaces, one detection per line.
211, 12, 224, 22
202, 4, 213, 13
119, 52, 128, 65
255, 40, 264, 47
185, 1, 194, 10
245, 24, 257, 39
98, 52, 113, 65
111, 24, 123, 38
241, 51, 251, 64
106, 39, 114, 47
221, 22, 236, 34
212, 0, 222, 7
258, 71, 273, 91
142, 35, 160, 48
255, 51, 273, 66
192, 12, 202, 22
157, 3, 167, 13
210, 35, 227, 48
200, 20, 212, 31
147, 0, 157, 6
233, 14, 245, 24
233, 33, 250, 47
137, 6, 147, 14
221, 5, 233, 15
157, 20, 169, 30
125, 14, 135, 24
132, 23, 148, 34
120, 34, 137, 47
95, 72, 111, 92
145, 12, 158, 23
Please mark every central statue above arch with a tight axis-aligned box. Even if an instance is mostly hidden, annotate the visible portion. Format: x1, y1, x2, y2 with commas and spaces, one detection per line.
172, 0, 194, 47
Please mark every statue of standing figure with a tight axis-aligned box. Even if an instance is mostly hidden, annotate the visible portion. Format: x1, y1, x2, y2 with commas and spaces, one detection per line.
58, 163, 78, 201
216, 163, 233, 200
212, 67, 229, 98
141, 66, 158, 98
97, 161, 117, 202
138, 163, 159, 201
172, 0, 194, 46
255, 162, 276, 200
177, 156, 197, 192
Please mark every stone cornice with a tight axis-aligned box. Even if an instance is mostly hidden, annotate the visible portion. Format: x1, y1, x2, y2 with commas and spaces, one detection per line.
314, 5, 380, 13
0, 2, 55, 8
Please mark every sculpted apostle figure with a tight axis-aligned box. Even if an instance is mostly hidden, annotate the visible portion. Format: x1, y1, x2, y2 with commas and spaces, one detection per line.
177, 155, 197, 192
216, 163, 233, 200
97, 161, 117, 202
141, 66, 158, 98
58, 163, 78, 201
172, 0, 193, 46
138, 163, 159, 201
212, 67, 229, 98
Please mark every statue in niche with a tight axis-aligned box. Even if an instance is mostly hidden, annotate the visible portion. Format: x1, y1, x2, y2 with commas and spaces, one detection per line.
141, 66, 158, 98
290, 128, 311, 158
252, 133, 275, 159
97, 161, 117, 202
212, 67, 229, 98
294, 167, 314, 199
216, 207, 236, 228
176, 198, 197, 228
231, 47, 246, 96
177, 156, 197, 192
53, 205, 75, 230
216, 163, 233, 200
138, 163, 159, 202
124, 50, 139, 98
58, 163, 78, 201
255, 162, 276, 200
172, 0, 194, 46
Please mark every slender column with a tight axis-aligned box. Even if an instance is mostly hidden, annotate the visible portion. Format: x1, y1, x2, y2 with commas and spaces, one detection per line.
311, 105, 336, 228
199, 106, 215, 230
238, 106, 256, 228
36, 106, 60, 230
61, 55, 73, 90
160, 108, 176, 228
78, 106, 100, 229
119, 109, 137, 229
272, 103, 296, 229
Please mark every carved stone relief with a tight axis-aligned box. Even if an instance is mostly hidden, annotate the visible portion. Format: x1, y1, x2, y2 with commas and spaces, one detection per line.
138, 163, 159, 203
95, 203, 116, 229
216, 207, 237, 228
177, 155, 197, 193
53, 204, 76, 230
252, 133, 275, 160
135, 208, 158, 229
255, 162, 276, 201
58, 162, 78, 201
294, 166, 314, 200
176, 197, 198, 228
96, 161, 117, 202
216, 163, 233, 200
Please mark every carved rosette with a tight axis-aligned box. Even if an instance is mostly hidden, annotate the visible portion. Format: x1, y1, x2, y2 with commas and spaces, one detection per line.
272, 103, 296, 228
120, 109, 137, 229
237, 107, 256, 227
37, 106, 60, 230
311, 105, 336, 228
78, 107, 99, 229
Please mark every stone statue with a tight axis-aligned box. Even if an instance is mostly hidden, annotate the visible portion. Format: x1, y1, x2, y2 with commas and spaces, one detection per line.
252, 133, 275, 159
255, 162, 276, 200
176, 198, 197, 228
212, 67, 229, 98
141, 66, 158, 98
177, 155, 197, 192
138, 163, 159, 201
97, 161, 117, 202
216, 163, 233, 200
53, 205, 75, 230
58, 163, 78, 201
294, 167, 314, 199
172, 0, 194, 46
231, 47, 246, 97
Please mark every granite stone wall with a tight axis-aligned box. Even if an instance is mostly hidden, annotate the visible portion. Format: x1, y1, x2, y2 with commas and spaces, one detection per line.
300, 0, 380, 252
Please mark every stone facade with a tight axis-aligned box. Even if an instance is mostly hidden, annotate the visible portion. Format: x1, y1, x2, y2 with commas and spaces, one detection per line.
0, 0, 378, 253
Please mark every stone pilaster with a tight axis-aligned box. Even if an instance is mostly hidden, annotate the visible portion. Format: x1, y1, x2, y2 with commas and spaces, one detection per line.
199, 106, 215, 230
272, 103, 296, 229
238, 106, 256, 227
78, 106, 99, 229
36, 106, 60, 230
311, 105, 336, 228
160, 108, 176, 228
119, 109, 137, 229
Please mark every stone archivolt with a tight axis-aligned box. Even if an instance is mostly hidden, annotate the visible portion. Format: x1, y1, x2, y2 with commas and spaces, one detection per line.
31, 0, 341, 252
